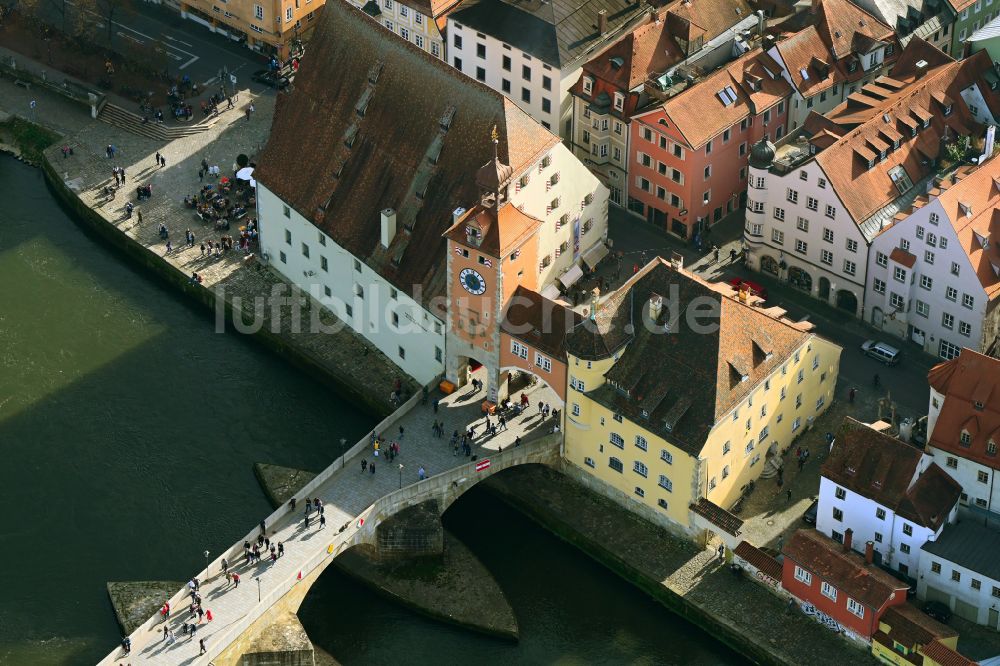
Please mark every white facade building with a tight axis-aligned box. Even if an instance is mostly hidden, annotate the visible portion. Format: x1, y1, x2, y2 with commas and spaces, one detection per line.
817, 418, 961, 577
918, 521, 1000, 626
745, 142, 869, 317
865, 158, 1000, 359
446, 0, 650, 138
744, 42, 1000, 321
257, 186, 447, 384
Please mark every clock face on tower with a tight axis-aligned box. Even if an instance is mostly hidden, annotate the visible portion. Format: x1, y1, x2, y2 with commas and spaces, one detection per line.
459, 268, 487, 295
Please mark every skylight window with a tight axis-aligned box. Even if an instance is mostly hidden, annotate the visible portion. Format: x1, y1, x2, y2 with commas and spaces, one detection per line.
888, 165, 913, 194
717, 86, 738, 106
800, 68, 809, 81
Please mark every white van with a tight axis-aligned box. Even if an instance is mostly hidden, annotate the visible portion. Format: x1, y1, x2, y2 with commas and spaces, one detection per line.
861, 340, 901, 366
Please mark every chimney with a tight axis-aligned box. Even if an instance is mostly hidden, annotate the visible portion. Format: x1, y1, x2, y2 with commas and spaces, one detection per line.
843, 528, 853, 553
452, 207, 467, 226
380, 208, 397, 248
598, 9, 608, 35
756, 10, 766, 38
649, 293, 663, 321
865, 541, 875, 565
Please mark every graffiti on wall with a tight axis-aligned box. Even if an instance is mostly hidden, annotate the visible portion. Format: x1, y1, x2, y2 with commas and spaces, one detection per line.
801, 602, 844, 633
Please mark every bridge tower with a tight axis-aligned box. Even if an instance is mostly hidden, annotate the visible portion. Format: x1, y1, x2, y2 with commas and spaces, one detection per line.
444, 129, 544, 404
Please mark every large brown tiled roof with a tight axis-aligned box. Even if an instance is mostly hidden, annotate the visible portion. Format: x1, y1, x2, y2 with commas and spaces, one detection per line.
652, 48, 791, 149
565, 259, 815, 453
783, 529, 908, 610
822, 418, 923, 511
255, 1, 558, 305
805, 40, 1000, 227
927, 349, 1000, 470
502, 285, 582, 360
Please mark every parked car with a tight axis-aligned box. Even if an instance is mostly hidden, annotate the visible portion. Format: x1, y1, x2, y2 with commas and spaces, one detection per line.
803, 499, 818, 525
923, 601, 952, 623
251, 69, 291, 90
861, 339, 902, 366
729, 278, 767, 299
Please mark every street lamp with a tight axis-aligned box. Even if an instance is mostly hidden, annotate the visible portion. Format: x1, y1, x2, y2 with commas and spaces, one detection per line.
255, 576, 261, 602
203, 550, 209, 571
398, 463, 404, 489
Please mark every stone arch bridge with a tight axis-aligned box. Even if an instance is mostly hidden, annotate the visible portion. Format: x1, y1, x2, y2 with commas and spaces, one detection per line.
98, 384, 561, 666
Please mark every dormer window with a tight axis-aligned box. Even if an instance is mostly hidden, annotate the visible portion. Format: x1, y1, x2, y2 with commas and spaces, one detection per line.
885, 44, 894, 56
988, 440, 997, 456
848, 60, 858, 73
944, 104, 953, 116
846, 465, 857, 476
583, 77, 593, 95
613, 93, 625, 112
975, 401, 985, 411
960, 430, 972, 447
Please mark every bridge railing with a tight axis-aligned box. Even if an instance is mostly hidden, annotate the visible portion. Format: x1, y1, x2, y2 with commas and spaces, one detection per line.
194, 432, 560, 665
97, 379, 436, 666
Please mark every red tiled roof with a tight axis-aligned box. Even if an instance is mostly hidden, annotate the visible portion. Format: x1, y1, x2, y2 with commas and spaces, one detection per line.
935, 157, 1000, 300
647, 48, 791, 149
255, 1, 558, 306
896, 464, 962, 532
927, 349, 1000, 470
921, 639, 978, 666
783, 529, 908, 610
806, 40, 1000, 227
890, 247, 917, 268
445, 200, 543, 257
734, 540, 782, 579
773, 0, 895, 98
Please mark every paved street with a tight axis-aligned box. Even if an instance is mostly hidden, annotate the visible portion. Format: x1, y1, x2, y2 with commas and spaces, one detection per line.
100, 379, 560, 664
36, 3, 273, 88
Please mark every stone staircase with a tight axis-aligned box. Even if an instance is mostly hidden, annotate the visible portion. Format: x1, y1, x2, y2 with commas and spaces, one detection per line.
97, 102, 219, 142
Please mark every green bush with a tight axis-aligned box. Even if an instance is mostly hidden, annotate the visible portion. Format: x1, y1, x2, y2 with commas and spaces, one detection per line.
0, 117, 60, 163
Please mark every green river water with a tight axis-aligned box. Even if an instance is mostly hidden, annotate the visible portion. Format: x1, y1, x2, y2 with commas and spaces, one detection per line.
0, 154, 745, 665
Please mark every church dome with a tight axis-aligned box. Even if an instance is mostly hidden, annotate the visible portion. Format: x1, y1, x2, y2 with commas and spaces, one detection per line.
749, 138, 776, 169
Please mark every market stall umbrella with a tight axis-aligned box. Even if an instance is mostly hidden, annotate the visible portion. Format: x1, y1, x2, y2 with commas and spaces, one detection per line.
236, 166, 255, 181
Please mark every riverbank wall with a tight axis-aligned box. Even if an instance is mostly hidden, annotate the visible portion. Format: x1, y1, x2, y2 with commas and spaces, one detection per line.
481, 465, 878, 666
40, 152, 390, 417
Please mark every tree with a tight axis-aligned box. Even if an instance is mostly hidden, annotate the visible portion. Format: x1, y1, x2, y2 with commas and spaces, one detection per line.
94, 0, 127, 48
50, 0, 94, 39
945, 136, 971, 165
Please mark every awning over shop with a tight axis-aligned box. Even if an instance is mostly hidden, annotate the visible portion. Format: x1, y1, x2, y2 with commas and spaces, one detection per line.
558, 264, 584, 289
582, 242, 610, 270
541, 283, 561, 300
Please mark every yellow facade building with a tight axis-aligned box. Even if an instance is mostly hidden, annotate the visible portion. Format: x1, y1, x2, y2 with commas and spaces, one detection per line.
562, 258, 842, 537
180, 0, 323, 58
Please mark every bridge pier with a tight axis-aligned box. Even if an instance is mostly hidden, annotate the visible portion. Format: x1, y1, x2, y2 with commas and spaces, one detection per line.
213, 606, 316, 666
374, 500, 444, 562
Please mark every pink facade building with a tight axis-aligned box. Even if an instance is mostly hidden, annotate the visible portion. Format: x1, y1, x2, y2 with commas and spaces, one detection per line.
627, 48, 791, 240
